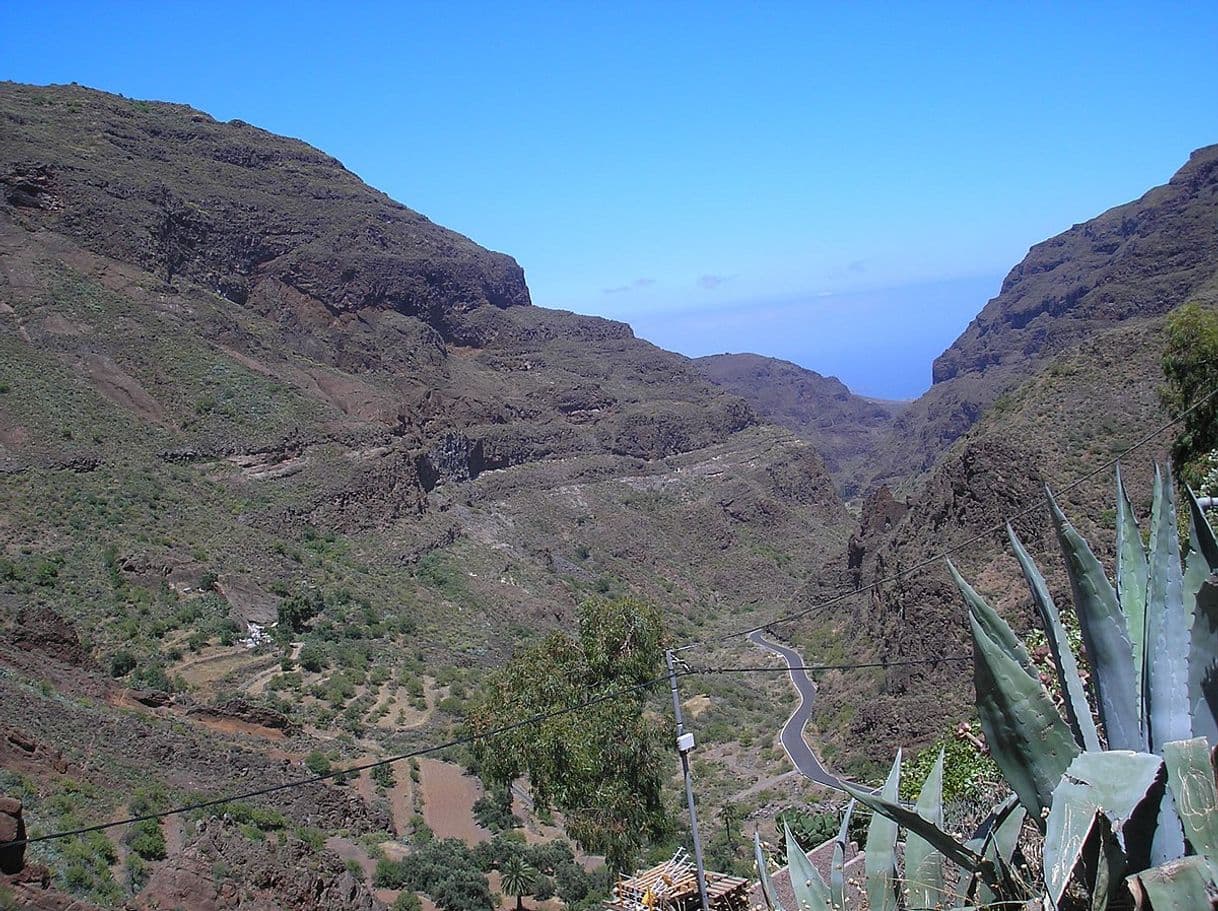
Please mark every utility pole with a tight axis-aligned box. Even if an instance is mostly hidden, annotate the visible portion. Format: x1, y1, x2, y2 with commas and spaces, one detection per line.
665, 648, 711, 911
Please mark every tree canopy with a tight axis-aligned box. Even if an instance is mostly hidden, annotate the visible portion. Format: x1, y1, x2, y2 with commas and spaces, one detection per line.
468, 596, 670, 870
1162, 300, 1218, 488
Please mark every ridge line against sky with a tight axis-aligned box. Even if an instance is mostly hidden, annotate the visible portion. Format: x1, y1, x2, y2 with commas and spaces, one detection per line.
2, 1, 1216, 397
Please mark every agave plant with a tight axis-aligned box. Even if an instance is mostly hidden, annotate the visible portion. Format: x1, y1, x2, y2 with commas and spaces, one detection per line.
760, 467, 1218, 910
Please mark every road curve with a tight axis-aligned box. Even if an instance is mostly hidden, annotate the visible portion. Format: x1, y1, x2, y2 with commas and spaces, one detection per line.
749, 630, 843, 790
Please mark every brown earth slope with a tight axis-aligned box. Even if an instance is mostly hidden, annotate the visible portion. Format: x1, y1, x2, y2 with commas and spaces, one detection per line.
0, 82, 854, 907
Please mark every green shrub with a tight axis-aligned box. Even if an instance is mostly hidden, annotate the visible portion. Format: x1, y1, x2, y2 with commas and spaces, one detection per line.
304, 751, 331, 776
371, 762, 395, 789
33, 560, 59, 586
392, 892, 423, 911
109, 650, 136, 677
127, 819, 166, 860
299, 642, 326, 673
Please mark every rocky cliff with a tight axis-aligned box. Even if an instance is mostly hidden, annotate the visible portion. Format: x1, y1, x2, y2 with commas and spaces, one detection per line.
868, 144, 1218, 486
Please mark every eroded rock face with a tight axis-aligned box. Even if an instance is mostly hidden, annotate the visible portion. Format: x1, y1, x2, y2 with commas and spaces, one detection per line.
864, 143, 1218, 488
1, 864, 104, 911
186, 698, 296, 734
846, 485, 910, 587
13, 606, 94, 668
0, 83, 530, 344
135, 821, 382, 911
0, 795, 25, 874
934, 144, 1218, 384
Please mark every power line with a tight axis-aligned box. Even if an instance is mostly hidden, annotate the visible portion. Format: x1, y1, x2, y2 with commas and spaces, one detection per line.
690, 656, 972, 675
12, 670, 672, 850
12, 654, 978, 849
16, 390, 1213, 851
689, 385, 1218, 648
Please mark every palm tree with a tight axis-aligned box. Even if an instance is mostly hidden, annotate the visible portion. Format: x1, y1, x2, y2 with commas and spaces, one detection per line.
499, 854, 537, 911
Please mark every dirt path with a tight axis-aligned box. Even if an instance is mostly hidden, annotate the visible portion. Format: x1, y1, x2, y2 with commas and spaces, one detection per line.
163, 815, 184, 858
106, 809, 130, 887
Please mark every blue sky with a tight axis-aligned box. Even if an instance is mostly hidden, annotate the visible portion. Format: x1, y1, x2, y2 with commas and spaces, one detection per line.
2, 2, 1216, 398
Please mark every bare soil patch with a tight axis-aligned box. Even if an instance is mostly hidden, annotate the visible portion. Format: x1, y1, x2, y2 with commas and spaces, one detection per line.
419, 759, 490, 845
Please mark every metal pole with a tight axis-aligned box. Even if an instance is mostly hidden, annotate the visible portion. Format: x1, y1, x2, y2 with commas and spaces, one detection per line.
666, 649, 711, 911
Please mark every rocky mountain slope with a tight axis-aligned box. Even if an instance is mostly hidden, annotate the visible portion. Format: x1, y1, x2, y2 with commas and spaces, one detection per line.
867, 143, 1218, 487
695, 353, 902, 496
803, 147, 1218, 771
0, 82, 852, 907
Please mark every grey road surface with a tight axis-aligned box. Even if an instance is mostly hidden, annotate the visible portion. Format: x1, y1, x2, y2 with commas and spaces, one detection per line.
748, 630, 844, 790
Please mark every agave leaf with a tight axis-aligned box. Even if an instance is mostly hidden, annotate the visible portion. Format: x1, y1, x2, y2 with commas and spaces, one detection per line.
829, 800, 853, 911
1150, 789, 1187, 871
1048, 489, 1144, 751
1087, 814, 1128, 911
1185, 485, 1218, 570
1126, 855, 1218, 911
969, 609, 1080, 827
840, 783, 984, 874
1116, 465, 1150, 722
1009, 524, 1101, 752
1184, 544, 1214, 741
954, 837, 985, 909
948, 559, 1036, 678
754, 832, 785, 911
1190, 576, 1218, 749
863, 752, 901, 911
1042, 750, 1163, 907
784, 821, 831, 911
1162, 737, 1218, 858
904, 748, 946, 911
953, 795, 1020, 908
1145, 466, 1193, 751
976, 802, 1027, 908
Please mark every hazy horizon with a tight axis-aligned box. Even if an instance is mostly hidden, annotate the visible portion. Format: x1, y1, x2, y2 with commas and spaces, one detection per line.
3, 2, 1216, 398
627, 272, 1003, 399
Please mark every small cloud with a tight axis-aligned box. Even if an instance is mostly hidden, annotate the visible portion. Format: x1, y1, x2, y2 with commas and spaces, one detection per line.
847, 259, 867, 274
697, 274, 733, 290
603, 277, 656, 294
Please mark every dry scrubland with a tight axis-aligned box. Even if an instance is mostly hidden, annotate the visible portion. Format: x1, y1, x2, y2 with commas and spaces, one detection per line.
1, 80, 1216, 908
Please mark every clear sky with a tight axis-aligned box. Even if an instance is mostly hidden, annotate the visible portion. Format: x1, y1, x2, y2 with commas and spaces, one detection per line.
3, 2, 1216, 398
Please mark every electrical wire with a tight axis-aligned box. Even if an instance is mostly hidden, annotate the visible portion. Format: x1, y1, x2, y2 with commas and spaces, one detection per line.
11, 670, 672, 849
690, 656, 972, 675
14, 389, 1214, 850
9, 656, 971, 848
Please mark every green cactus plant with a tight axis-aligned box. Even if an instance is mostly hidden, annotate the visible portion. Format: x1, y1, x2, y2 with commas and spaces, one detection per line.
759, 467, 1218, 910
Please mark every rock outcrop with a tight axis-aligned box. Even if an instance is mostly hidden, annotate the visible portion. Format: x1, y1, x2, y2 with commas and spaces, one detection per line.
135, 820, 382, 911
0, 796, 25, 874
13, 606, 94, 668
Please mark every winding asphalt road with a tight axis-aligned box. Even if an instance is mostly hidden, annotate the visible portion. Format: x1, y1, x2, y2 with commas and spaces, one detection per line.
748, 630, 844, 790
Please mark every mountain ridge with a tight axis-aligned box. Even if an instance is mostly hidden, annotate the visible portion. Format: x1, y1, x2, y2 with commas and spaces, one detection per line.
0, 81, 850, 908
863, 143, 1218, 487
694, 352, 902, 496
